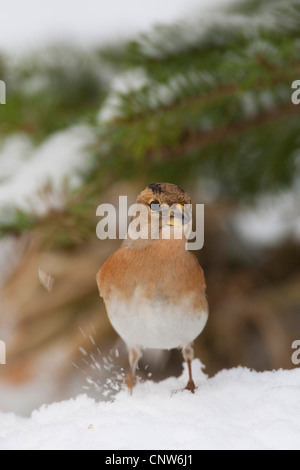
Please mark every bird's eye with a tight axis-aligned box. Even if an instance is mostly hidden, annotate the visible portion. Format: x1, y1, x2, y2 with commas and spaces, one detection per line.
149, 200, 160, 211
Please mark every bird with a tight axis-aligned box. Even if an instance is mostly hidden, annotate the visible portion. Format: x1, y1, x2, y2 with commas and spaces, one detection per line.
97, 182, 208, 393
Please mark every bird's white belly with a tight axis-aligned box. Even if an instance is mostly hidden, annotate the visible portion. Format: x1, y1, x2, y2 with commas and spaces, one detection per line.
105, 288, 208, 350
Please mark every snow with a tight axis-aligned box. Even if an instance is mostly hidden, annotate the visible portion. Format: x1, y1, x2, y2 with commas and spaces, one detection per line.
0, 0, 231, 56
234, 186, 300, 247
1, 360, 300, 450
0, 126, 95, 216
99, 67, 218, 124
98, 68, 179, 123
98, 69, 150, 123
0, 135, 33, 183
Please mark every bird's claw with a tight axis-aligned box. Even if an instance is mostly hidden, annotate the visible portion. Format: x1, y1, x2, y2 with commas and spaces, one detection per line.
185, 380, 196, 393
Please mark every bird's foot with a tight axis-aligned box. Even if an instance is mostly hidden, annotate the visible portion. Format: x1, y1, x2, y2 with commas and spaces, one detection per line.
185, 379, 196, 394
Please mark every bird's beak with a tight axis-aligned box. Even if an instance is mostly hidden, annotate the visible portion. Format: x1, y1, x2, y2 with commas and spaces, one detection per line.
169, 204, 191, 226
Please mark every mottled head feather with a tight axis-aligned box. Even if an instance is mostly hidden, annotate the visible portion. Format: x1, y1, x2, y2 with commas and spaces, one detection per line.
137, 182, 191, 206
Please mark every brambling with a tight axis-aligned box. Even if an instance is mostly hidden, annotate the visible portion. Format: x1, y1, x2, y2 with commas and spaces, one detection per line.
97, 183, 208, 393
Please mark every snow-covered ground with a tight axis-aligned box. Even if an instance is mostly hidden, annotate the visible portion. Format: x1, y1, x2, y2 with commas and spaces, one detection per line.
1, 360, 299, 450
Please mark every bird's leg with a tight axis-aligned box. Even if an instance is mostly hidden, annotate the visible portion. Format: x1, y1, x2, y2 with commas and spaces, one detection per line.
126, 345, 142, 394
182, 344, 196, 393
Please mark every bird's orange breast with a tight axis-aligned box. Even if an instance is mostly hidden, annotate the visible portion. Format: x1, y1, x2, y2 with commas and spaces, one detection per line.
97, 239, 207, 313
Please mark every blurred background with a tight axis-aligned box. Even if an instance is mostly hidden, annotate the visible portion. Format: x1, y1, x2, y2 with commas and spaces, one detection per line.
0, 0, 300, 416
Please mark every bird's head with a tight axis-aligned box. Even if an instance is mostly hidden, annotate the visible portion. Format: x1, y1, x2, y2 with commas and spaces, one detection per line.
126, 183, 192, 244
